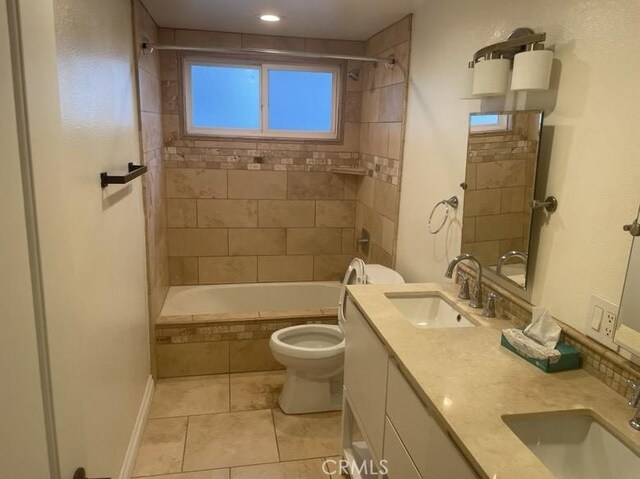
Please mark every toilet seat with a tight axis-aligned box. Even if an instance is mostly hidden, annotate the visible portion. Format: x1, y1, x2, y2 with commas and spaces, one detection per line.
270, 324, 344, 360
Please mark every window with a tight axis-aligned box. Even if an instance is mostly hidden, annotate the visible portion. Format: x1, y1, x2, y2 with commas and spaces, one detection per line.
184, 58, 341, 139
469, 113, 512, 133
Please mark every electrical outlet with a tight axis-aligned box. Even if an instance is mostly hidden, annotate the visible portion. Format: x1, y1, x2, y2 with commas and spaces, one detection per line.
586, 295, 619, 351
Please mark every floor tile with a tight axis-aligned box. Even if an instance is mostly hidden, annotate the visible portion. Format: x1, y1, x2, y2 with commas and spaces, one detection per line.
272, 409, 342, 461
141, 470, 229, 479
149, 374, 230, 418
183, 410, 279, 470
132, 417, 188, 477
230, 458, 330, 478
230, 371, 285, 412
325, 456, 349, 479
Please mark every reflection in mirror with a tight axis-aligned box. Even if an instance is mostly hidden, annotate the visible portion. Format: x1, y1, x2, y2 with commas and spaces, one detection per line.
615, 206, 640, 364
461, 110, 543, 290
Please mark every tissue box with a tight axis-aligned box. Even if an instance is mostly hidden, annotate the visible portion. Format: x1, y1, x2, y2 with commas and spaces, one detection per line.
500, 331, 581, 373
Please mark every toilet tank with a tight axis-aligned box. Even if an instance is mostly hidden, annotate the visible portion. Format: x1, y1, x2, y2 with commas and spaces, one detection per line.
364, 265, 404, 285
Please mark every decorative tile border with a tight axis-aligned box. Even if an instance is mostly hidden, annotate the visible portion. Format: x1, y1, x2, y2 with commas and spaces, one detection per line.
458, 263, 640, 400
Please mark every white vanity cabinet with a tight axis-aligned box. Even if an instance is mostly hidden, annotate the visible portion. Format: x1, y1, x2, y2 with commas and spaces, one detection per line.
342, 296, 480, 479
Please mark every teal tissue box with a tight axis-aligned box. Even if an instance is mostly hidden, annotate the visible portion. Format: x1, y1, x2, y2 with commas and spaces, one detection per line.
500, 332, 581, 373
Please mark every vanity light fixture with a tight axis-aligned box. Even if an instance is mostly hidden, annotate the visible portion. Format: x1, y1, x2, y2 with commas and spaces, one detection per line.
466, 27, 553, 97
259, 14, 281, 22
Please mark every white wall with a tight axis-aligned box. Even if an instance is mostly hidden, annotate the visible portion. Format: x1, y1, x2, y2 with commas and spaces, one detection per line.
397, 0, 640, 331
0, 1, 53, 476
16, 0, 151, 476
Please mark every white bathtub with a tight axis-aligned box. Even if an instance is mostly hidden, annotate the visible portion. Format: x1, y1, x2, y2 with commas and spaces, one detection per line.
160, 281, 342, 317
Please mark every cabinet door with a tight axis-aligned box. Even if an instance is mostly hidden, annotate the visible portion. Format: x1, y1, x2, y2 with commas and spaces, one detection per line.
387, 361, 479, 479
343, 297, 389, 460
383, 417, 422, 479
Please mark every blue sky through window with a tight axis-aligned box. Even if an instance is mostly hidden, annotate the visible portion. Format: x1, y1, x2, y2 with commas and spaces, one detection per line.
191, 65, 260, 129
268, 70, 333, 132
469, 114, 500, 126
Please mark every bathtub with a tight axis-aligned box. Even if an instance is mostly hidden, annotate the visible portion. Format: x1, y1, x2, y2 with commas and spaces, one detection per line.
160, 281, 342, 317
156, 282, 343, 378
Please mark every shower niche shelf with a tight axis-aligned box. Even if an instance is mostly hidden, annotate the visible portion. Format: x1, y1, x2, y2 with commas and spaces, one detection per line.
330, 167, 367, 176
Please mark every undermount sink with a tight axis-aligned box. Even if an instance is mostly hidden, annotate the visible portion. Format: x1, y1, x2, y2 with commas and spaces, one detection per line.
503, 412, 640, 479
385, 294, 476, 329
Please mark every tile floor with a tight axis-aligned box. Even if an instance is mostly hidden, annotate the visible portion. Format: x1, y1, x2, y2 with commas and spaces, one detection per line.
132, 371, 345, 478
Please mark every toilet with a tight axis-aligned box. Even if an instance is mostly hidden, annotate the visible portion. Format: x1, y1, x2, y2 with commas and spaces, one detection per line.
270, 258, 404, 414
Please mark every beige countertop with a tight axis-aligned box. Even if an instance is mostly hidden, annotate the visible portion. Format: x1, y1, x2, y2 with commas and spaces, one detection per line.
346, 282, 640, 479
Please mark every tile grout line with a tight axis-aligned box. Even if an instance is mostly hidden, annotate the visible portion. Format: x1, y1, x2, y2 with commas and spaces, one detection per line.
180, 415, 190, 473
270, 408, 283, 463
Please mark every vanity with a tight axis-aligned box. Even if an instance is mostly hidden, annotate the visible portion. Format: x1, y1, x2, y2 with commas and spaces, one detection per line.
340, 283, 640, 479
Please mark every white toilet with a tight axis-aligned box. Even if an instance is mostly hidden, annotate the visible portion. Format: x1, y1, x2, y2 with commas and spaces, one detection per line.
270, 258, 404, 414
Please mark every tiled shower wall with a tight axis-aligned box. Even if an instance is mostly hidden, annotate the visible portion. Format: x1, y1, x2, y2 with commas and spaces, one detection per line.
158, 29, 367, 285
355, 16, 411, 267
461, 111, 538, 265
134, 2, 169, 330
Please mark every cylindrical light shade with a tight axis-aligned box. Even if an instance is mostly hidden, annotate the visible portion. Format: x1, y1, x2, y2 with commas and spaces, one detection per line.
472, 58, 510, 96
460, 65, 480, 99
511, 50, 553, 91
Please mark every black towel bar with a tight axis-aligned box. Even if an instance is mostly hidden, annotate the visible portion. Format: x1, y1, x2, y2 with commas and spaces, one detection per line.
100, 162, 147, 188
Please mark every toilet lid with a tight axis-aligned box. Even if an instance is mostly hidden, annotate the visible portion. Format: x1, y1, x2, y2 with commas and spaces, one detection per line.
364, 264, 405, 284
338, 258, 366, 324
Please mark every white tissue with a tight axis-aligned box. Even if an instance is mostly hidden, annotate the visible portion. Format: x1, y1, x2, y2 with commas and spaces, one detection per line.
524, 307, 561, 349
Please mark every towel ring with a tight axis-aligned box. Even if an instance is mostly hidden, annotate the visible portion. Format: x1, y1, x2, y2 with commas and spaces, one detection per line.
427, 196, 459, 234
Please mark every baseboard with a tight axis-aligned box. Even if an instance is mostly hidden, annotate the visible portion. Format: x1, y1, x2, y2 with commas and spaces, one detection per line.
118, 375, 154, 479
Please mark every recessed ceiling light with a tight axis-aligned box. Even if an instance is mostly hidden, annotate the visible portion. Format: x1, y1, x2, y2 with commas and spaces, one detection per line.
259, 14, 281, 22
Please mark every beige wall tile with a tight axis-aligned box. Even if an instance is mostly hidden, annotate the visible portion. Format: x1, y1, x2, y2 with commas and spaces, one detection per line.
287, 228, 343, 255
462, 217, 476, 244
391, 41, 410, 85
369, 244, 393, 267
258, 200, 315, 227
230, 339, 284, 373
198, 199, 258, 227
141, 111, 163, 153
475, 213, 524, 242
168, 229, 228, 257
346, 60, 363, 92
169, 257, 198, 285
228, 170, 287, 199
378, 83, 405, 122
501, 186, 525, 213
162, 80, 180, 114
361, 122, 390, 157
139, 68, 162, 114
343, 175, 359, 200
229, 228, 285, 256
157, 342, 230, 378
388, 123, 403, 160
366, 15, 412, 56
166, 169, 227, 199
162, 113, 180, 143
463, 189, 502, 217
380, 216, 396, 254
160, 50, 178, 81
175, 29, 241, 48
342, 228, 355, 255
361, 89, 380, 122
241, 34, 305, 51
199, 257, 258, 284
357, 175, 375, 209
288, 172, 344, 199
315, 201, 356, 227
461, 241, 500, 266
476, 160, 526, 189
258, 255, 313, 282
373, 179, 399, 220
313, 255, 353, 281
345, 91, 362, 123
304, 38, 364, 55
167, 199, 197, 227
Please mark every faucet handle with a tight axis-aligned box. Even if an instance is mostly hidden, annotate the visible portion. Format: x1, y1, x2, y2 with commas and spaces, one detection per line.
626, 379, 640, 407
487, 291, 502, 302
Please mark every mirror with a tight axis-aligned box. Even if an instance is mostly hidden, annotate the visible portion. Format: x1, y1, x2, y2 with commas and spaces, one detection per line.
615, 206, 640, 363
461, 110, 543, 290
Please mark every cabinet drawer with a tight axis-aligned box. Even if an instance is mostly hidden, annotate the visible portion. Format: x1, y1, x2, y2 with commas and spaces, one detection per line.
383, 417, 422, 479
343, 297, 389, 460
387, 361, 478, 479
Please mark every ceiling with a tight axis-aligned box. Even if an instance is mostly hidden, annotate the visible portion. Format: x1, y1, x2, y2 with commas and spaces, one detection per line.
141, 0, 426, 41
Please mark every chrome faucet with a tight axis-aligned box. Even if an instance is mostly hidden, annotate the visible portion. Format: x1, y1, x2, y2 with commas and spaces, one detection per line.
482, 292, 502, 318
496, 250, 528, 276
445, 254, 483, 309
625, 379, 640, 431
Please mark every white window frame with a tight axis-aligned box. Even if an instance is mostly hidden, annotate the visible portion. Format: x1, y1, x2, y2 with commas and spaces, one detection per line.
469, 113, 512, 133
183, 57, 341, 139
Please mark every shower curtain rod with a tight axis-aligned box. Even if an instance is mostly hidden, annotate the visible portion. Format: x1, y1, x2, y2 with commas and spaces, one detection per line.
142, 43, 395, 66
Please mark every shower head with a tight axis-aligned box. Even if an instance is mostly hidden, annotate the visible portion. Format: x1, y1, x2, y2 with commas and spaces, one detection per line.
347, 67, 360, 81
